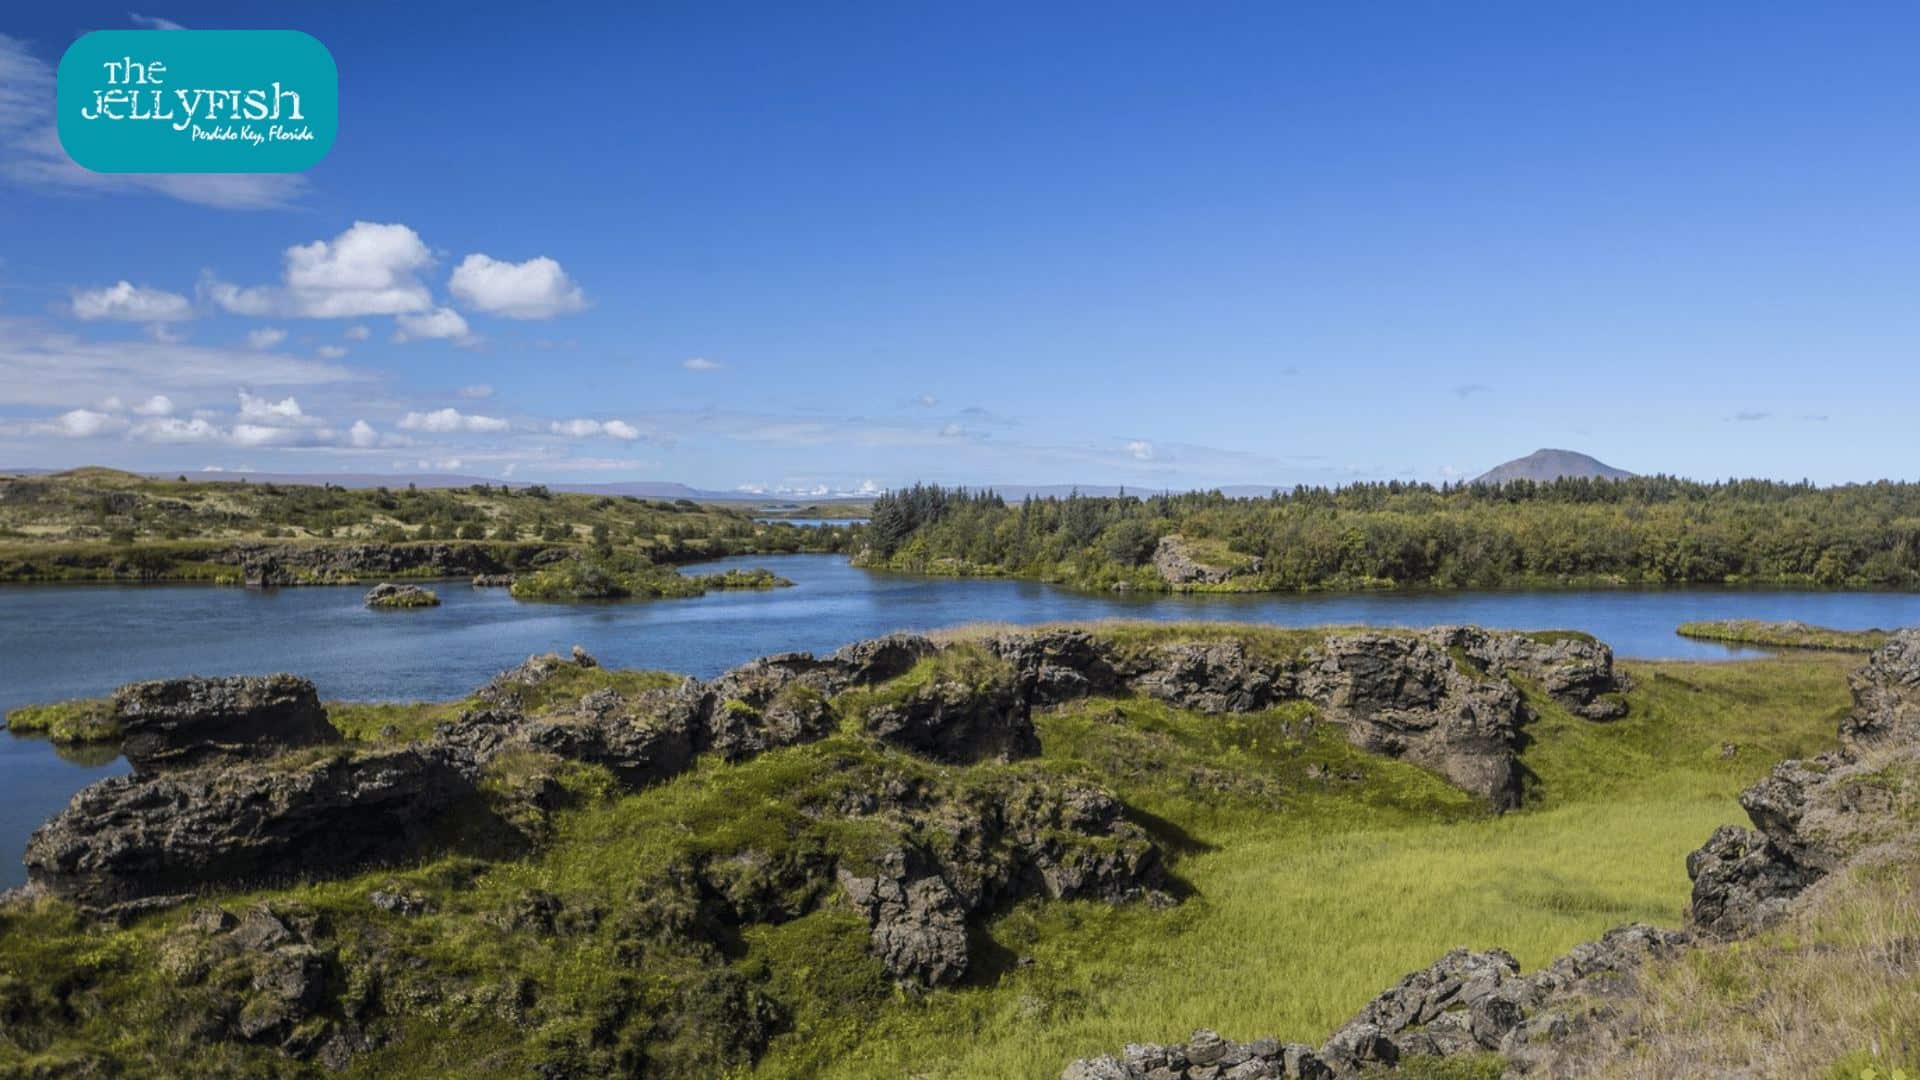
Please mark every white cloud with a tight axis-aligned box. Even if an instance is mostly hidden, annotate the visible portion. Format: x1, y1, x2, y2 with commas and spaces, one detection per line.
1126, 440, 1156, 461
131, 416, 221, 443
237, 391, 306, 423
398, 407, 509, 434
393, 306, 474, 344
456, 384, 493, 399
231, 423, 302, 447
347, 420, 379, 448
344, 324, 371, 341
128, 13, 186, 30
203, 221, 434, 318
939, 423, 966, 437
40, 408, 123, 437
316, 344, 348, 359
0, 35, 305, 210
131, 394, 174, 417
448, 253, 585, 319
917, 393, 938, 407
247, 327, 287, 349
71, 281, 193, 322
551, 418, 641, 440
682, 356, 723, 371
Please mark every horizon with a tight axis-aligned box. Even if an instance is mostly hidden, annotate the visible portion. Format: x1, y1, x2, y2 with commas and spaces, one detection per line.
7, 5, 1920, 491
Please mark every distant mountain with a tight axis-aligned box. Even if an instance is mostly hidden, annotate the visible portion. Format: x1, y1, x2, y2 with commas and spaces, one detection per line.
1473, 449, 1634, 485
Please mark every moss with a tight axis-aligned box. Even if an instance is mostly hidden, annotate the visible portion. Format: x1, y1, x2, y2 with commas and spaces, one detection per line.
3, 698, 120, 743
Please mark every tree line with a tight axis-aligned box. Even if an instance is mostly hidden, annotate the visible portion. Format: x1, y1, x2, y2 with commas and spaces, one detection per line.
858, 478, 1920, 590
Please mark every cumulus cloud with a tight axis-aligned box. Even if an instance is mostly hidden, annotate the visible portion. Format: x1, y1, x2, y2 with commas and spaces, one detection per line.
398, 407, 509, 434
246, 327, 287, 349
1126, 439, 1156, 461
682, 357, 722, 371
393, 306, 474, 344
71, 281, 193, 322
456, 384, 493, 399
131, 394, 174, 417
0, 35, 305, 210
550, 418, 641, 440
237, 391, 307, 423
347, 420, 379, 448
203, 222, 434, 318
316, 345, 348, 360
344, 324, 370, 341
38, 408, 124, 437
448, 254, 586, 319
917, 393, 938, 407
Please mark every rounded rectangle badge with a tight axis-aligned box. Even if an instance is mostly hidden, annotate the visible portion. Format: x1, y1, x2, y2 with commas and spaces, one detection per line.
57, 30, 337, 173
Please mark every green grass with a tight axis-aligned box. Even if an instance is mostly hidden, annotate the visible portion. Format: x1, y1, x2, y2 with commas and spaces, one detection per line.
1676, 619, 1895, 652
3, 698, 119, 743
753, 654, 1855, 1078
0, 652, 1857, 1078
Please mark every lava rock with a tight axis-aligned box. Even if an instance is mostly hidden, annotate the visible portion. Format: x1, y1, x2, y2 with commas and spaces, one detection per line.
113, 674, 337, 774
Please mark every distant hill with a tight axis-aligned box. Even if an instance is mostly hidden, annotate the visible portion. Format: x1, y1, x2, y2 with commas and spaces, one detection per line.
1473, 449, 1634, 485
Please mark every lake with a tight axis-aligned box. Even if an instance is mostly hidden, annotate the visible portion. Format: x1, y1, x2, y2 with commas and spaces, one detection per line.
5, 552, 1919, 888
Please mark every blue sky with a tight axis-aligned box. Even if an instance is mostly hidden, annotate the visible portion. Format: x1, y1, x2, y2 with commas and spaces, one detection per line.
2, 3, 1917, 492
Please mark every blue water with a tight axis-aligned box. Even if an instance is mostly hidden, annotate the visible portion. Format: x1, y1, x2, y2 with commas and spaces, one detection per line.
4, 552, 1919, 887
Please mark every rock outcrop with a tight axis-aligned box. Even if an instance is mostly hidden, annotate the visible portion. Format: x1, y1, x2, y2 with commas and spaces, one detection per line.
1151, 535, 1259, 587
23, 746, 479, 914
1841, 627, 1920, 748
227, 541, 566, 588
363, 582, 440, 609
1686, 628, 1920, 938
113, 674, 337, 774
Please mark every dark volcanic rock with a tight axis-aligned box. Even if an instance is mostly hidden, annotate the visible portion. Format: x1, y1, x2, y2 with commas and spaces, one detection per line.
113, 674, 337, 774
1841, 627, 1920, 749
837, 850, 972, 987
1296, 633, 1527, 809
983, 627, 1123, 706
839, 777, 1165, 987
517, 685, 703, 787
23, 746, 478, 913
858, 669, 1039, 764
1122, 638, 1289, 714
363, 582, 440, 609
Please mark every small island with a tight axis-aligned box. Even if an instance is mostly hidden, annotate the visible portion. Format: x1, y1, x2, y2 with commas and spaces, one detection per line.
1677, 619, 1892, 652
364, 583, 441, 609
508, 552, 792, 601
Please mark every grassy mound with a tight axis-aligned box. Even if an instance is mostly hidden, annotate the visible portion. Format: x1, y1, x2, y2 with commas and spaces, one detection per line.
1676, 619, 1894, 652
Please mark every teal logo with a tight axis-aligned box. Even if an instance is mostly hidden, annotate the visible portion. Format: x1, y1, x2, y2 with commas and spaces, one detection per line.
57, 30, 336, 174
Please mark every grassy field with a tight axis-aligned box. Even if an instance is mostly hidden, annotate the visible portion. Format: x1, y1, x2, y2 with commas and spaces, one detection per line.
758, 655, 1851, 1078
0, 652, 1860, 1078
